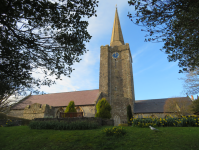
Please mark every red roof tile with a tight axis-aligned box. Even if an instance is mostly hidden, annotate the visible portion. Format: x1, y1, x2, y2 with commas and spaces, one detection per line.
11, 89, 99, 110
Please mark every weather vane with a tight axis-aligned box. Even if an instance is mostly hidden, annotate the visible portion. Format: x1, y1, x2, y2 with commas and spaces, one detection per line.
116, 4, 117, 8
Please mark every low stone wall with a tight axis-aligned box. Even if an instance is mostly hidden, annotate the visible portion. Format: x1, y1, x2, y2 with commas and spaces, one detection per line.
0, 119, 22, 127
101, 118, 114, 126
32, 117, 114, 126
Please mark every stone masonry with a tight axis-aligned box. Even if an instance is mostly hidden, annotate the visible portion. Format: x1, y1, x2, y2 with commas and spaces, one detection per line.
99, 7, 135, 126
23, 103, 55, 120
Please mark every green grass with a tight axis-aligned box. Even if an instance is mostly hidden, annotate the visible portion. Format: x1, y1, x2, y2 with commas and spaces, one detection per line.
0, 125, 198, 150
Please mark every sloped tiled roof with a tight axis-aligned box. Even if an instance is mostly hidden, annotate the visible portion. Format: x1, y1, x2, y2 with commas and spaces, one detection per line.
10, 89, 192, 114
134, 97, 192, 113
11, 89, 99, 110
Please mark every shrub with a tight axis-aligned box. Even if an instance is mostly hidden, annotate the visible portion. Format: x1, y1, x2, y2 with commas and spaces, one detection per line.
44, 116, 54, 118
130, 115, 199, 127
0, 112, 31, 126
28, 119, 101, 130
1, 119, 20, 127
64, 101, 77, 118
127, 104, 133, 125
101, 126, 127, 137
95, 98, 111, 119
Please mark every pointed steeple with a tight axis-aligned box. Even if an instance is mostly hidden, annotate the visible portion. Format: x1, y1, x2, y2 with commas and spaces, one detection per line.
110, 7, 125, 47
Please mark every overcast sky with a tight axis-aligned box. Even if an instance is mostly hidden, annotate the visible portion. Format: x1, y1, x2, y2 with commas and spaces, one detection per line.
6, 0, 197, 106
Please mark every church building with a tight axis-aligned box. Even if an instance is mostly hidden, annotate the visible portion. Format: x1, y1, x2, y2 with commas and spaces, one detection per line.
3, 7, 193, 126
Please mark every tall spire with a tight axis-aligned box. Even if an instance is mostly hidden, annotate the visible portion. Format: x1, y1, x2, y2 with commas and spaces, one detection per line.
110, 6, 124, 47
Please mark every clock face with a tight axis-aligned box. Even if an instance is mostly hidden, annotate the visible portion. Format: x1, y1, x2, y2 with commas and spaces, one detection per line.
112, 52, 119, 59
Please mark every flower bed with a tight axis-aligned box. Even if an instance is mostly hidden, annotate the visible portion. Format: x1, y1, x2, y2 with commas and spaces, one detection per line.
130, 115, 199, 128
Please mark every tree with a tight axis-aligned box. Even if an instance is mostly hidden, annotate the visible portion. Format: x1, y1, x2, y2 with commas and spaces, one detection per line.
163, 97, 194, 117
180, 67, 199, 95
0, 91, 32, 114
0, 87, 45, 115
64, 101, 77, 117
127, 104, 133, 124
0, 0, 99, 100
0, 92, 15, 113
189, 97, 199, 113
127, 0, 199, 73
95, 98, 112, 119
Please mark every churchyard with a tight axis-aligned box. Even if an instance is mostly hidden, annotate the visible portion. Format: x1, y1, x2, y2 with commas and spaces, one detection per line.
0, 114, 199, 150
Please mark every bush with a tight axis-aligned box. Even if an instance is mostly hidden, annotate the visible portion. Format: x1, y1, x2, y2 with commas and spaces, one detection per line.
0, 112, 31, 126
130, 115, 199, 127
44, 116, 54, 118
127, 104, 133, 125
101, 126, 127, 137
64, 101, 77, 118
0, 119, 17, 127
95, 98, 111, 119
64, 101, 77, 113
27, 119, 101, 130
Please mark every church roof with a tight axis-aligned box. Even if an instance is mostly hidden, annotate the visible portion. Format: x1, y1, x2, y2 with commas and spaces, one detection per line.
110, 7, 125, 47
11, 89, 99, 110
10, 88, 192, 114
134, 97, 192, 113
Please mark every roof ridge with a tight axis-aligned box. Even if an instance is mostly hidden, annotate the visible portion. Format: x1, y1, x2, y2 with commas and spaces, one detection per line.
135, 97, 188, 101
32, 89, 99, 96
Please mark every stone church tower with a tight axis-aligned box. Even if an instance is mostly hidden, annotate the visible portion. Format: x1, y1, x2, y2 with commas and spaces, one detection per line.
99, 7, 135, 125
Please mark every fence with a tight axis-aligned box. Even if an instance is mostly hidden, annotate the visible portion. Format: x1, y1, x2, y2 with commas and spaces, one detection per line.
60, 112, 83, 118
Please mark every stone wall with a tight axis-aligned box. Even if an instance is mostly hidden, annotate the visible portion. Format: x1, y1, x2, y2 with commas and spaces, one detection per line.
4, 109, 24, 119
23, 103, 55, 120
101, 118, 115, 126
32, 117, 114, 126
4, 103, 97, 121
99, 44, 135, 126
99, 45, 109, 98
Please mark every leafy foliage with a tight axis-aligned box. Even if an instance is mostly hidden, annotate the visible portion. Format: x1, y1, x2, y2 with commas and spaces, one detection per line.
163, 97, 194, 116
180, 67, 199, 95
95, 98, 112, 119
64, 101, 77, 114
102, 126, 127, 137
27, 120, 100, 130
0, 0, 98, 100
127, 0, 199, 73
127, 104, 133, 124
131, 115, 199, 127
189, 98, 199, 113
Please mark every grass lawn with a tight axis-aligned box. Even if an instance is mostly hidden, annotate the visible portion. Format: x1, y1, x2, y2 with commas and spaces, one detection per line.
0, 125, 198, 150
